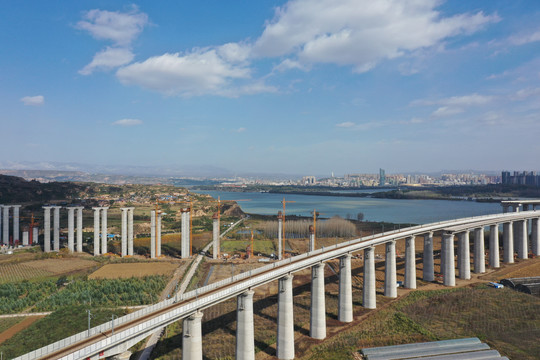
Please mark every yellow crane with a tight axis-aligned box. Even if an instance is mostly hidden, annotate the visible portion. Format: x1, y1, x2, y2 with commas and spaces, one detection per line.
281, 197, 296, 259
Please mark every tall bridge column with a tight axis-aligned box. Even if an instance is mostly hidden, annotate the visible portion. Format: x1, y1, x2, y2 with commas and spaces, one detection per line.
278, 212, 283, 260
277, 274, 294, 360
2, 205, 8, 245
473, 227, 485, 273
182, 311, 203, 360
310, 263, 326, 339
532, 218, 540, 256
157, 211, 162, 257
92, 207, 100, 255
181, 208, 190, 258
101, 207, 108, 254
76, 207, 83, 252
423, 232, 434, 282
457, 231, 470, 280
404, 236, 416, 289
442, 233, 455, 287
363, 247, 376, 309
338, 254, 353, 322
517, 220, 528, 259
150, 210, 156, 259
489, 224, 500, 268
212, 213, 219, 259
128, 207, 135, 256
384, 241, 397, 298
503, 221, 514, 263
67, 207, 75, 252
236, 290, 255, 360
53, 206, 61, 251
121, 208, 128, 257
13, 205, 21, 244
43, 206, 52, 252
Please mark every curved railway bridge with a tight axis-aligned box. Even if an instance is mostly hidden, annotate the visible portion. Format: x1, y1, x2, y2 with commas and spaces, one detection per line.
15, 210, 540, 360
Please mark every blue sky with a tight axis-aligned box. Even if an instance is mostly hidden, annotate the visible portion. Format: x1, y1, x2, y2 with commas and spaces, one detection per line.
1, 0, 540, 177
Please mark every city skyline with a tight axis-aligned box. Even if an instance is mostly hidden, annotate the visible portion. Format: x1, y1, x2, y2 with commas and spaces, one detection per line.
1, 1, 540, 175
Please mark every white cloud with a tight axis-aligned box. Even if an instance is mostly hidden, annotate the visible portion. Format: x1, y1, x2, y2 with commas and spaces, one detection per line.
431, 106, 464, 118
217, 43, 251, 63
233, 127, 247, 133
413, 93, 494, 107
507, 29, 540, 46
273, 58, 308, 72
252, 0, 498, 72
116, 50, 259, 96
79, 47, 134, 75
20, 95, 44, 106
112, 118, 142, 126
77, 6, 148, 46
336, 121, 355, 128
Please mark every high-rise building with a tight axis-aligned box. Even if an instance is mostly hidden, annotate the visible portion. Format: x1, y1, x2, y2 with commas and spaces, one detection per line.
379, 168, 386, 186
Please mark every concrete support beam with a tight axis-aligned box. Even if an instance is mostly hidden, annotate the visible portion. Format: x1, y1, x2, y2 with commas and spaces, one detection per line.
76, 207, 83, 252
92, 207, 100, 256
3, 205, 10, 245
0, 206, 3, 245
503, 222, 514, 263
127, 208, 134, 256
157, 211, 162, 257
423, 232, 434, 282
121, 208, 128, 257
13, 205, 21, 244
457, 231, 470, 280
236, 290, 255, 360
310, 263, 326, 339
532, 218, 540, 256
363, 247, 376, 309
22, 231, 28, 246
309, 232, 315, 253
43, 206, 51, 252
67, 207, 75, 252
384, 240, 397, 298
404, 236, 416, 289
442, 233, 456, 287
338, 254, 353, 322
473, 227, 485, 273
517, 220, 528, 259
101, 207, 108, 254
53, 206, 61, 251
182, 311, 203, 360
489, 224, 500, 268
32, 227, 38, 245
181, 208, 190, 259
277, 274, 294, 360
278, 213, 283, 260
150, 210, 156, 259
212, 214, 219, 259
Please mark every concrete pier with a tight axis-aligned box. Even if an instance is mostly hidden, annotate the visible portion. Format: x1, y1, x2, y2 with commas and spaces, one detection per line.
277, 274, 294, 360
532, 218, 540, 256
384, 240, 397, 298
121, 208, 128, 257
338, 254, 353, 322
442, 233, 455, 286
43, 206, 52, 252
517, 220, 528, 259
3, 205, 10, 245
503, 221, 514, 263
76, 207, 83, 252
32, 226, 38, 245
181, 208, 190, 259
67, 207, 75, 252
212, 214, 219, 259
22, 231, 29, 246
150, 210, 156, 259
278, 212, 283, 260
182, 311, 203, 360
92, 207, 100, 255
489, 224, 500, 268
157, 211, 162, 257
310, 263, 326, 339
101, 207, 108, 254
473, 227, 485, 273
423, 232, 434, 282
13, 205, 21, 244
363, 247, 376, 309
236, 290, 255, 360
457, 231, 470, 280
404, 236, 416, 289
53, 206, 60, 251
128, 208, 134, 256
0, 206, 2, 245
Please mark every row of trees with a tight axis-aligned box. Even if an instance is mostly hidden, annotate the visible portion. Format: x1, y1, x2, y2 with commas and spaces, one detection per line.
259, 216, 356, 238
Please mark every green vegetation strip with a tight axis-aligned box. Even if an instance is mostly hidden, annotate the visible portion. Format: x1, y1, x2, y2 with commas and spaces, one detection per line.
0, 281, 57, 314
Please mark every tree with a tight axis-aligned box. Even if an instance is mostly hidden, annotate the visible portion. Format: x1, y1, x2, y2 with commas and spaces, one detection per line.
357, 212, 365, 221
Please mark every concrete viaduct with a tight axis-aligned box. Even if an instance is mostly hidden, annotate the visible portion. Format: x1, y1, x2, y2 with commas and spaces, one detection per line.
14, 210, 540, 360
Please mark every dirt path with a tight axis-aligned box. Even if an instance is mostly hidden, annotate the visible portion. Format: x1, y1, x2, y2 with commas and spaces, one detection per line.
0, 316, 44, 344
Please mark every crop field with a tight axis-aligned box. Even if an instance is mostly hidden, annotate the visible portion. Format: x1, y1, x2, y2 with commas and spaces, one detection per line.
23, 258, 97, 274
0, 258, 98, 284
88, 262, 178, 279
0, 263, 53, 283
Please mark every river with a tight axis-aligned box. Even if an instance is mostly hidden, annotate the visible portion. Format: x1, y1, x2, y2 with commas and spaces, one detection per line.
194, 190, 502, 224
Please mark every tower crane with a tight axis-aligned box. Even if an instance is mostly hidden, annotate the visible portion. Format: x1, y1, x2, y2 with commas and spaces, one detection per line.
280, 197, 296, 259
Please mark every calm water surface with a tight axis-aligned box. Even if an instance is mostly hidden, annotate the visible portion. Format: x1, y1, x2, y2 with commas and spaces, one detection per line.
195, 190, 502, 224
